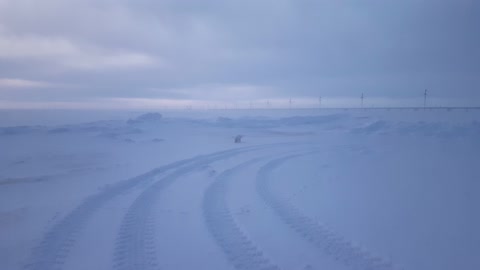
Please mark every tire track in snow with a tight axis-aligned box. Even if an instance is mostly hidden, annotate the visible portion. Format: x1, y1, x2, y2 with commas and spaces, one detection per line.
112, 148, 258, 270
112, 143, 309, 270
257, 155, 397, 270
203, 159, 280, 270
24, 146, 261, 270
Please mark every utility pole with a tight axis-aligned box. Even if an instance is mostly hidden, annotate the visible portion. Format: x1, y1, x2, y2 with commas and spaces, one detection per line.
319, 96, 322, 109
289, 98, 292, 109
361, 93, 364, 109
424, 89, 428, 110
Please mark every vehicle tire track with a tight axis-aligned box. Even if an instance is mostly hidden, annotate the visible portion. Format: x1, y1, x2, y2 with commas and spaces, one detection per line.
112, 143, 312, 270
257, 155, 397, 270
112, 148, 259, 270
203, 159, 280, 270
24, 146, 263, 270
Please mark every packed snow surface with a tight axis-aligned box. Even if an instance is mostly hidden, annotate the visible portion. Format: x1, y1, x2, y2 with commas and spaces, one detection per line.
1, 109, 479, 270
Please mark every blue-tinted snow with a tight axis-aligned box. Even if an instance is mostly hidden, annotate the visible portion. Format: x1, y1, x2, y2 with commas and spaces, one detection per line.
0, 109, 479, 270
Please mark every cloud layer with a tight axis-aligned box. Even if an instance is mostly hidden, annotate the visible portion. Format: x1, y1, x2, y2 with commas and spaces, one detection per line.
0, 0, 479, 108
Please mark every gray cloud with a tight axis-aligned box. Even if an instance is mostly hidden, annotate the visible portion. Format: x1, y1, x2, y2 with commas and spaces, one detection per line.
0, 0, 479, 107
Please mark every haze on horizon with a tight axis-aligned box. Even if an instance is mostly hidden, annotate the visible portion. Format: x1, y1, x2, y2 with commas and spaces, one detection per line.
0, 0, 479, 109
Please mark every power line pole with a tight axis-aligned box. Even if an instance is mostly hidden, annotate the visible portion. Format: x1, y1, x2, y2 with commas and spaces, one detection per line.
361, 93, 364, 109
319, 96, 322, 109
289, 98, 292, 109
424, 89, 428, 109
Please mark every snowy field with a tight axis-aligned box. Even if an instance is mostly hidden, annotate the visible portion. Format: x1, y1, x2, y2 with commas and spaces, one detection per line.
1, 109, 479, 270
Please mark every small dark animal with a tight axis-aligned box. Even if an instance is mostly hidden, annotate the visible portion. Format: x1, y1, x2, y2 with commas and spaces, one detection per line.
234, 135, 243, 143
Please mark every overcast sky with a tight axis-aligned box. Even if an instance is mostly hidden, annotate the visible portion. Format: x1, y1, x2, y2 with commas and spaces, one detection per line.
0, 0, 479, 109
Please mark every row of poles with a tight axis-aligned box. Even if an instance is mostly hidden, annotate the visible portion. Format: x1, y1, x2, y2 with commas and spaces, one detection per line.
184, 90, 433, 110
313, 89, 429, 109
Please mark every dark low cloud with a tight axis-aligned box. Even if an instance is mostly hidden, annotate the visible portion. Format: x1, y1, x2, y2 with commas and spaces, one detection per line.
0, 0, 479, 107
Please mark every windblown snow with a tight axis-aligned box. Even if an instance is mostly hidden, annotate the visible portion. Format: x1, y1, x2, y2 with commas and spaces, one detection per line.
1, 109, 479, 270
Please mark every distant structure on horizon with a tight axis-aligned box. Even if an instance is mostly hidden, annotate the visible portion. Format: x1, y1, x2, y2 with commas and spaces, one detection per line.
424, 89, 428, 109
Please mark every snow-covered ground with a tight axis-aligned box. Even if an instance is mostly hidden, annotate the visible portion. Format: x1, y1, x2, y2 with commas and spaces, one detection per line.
1, 109, 479, 270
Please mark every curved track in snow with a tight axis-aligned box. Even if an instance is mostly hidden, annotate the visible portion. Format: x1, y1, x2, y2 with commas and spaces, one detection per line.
256, 154, 396, 270
25, 145, 265, 270
112, 149, 264, 270
203, 159, 280, 270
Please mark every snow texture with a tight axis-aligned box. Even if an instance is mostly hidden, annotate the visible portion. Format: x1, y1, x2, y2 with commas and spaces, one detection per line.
1, 109, 479, 270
